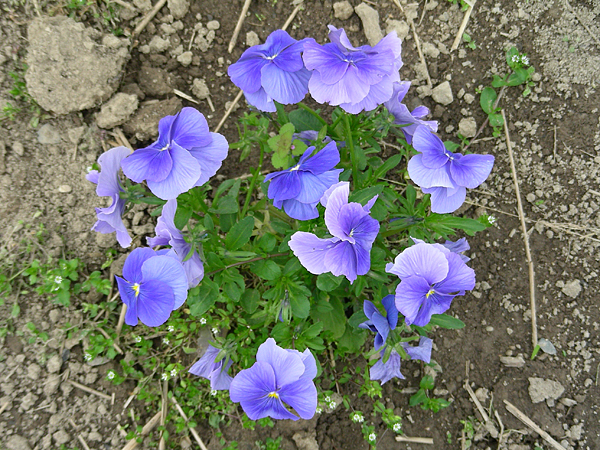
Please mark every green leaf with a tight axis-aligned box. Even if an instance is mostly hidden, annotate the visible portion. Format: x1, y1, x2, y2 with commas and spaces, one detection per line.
240, 288, 260, 314
370, 154, 403, 182
316, 273, 343, 292
429, 313, 465, 329
287, 282, 311, 319
349, 185, 384, 205
174, 205, 192, 230
313, 295, 346, 339
506, 67, 529, 86
337, 325, 366, 353
425, 214, 486, 236
491, 74, 507, 88
211, 196, 239, 214
420, 374, 435, 390
348, 309, 368, 328
188, 281, 218, 317
301, 322, 323, 339
409, 389, 427, 406
250, 260, 281, 281
268, 123, 295, 169
479, 87, 497, 114
488, 113, 504, 127
225, 216, 255, 251
289, 108, 324, 132
258, 234, 276, 252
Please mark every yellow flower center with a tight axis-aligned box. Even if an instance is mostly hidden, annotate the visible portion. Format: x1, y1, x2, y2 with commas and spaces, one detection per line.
132, 283, 141, 297
425, 288, 435, 298
290, 164, 301, 171
267, 391, 279, 399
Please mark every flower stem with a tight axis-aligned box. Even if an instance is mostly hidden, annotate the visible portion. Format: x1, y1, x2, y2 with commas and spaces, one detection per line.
298, 103, 328, 127
241, 142, 265, 218
343, 114, 359, 190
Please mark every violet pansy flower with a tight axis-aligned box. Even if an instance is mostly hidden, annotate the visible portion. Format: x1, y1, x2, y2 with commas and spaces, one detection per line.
386, 241, 475, 327
228, 30, 313, 112
384, 81, 438, 144
189, 345, 233, 390
412, 237, 471, 263
303, 26, 403, 114
358, 295, 398, 350
407, 126, 494, 213
86, 146, 132, 248
147, 199, 204, 288
289, 182, 380, 283
230, 338, 317, 421
116, 248, 188, 327
264, 141, 342, 220
370, 337, 433, 384
121, 107, 228, 200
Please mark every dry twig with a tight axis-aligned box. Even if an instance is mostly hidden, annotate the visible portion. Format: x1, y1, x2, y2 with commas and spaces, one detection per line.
116, 304, 127, 337
68, 379, 112, 400
502, 109, 538, 350
133, 0, 167, 36
451, 0, 476, 51
228, 0, 253, 53
494, 409, 505, 449
171, 397, 209, 450
503, 400, 566, 450
0, 401, 10, 415
122, 411, 162, 450
395, 435, 434, 444
77, 434, 92, 450
464, 382, 490, 422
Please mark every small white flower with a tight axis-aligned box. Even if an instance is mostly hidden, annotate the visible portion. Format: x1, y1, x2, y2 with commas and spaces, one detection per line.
324, 396, 331, 403
167, 325, 175, 333
134, 336, 142, 343
200, 318, 207, 325
328, 401, 336, 409
170, 368, 177, 377
512, 54, 519, 62
368, 433, 376, 442
54, 276, 63, 284
211, 389, 218, 396
393, 423, 401, 432
161, 373, 169, 381
107, 371, 115, 380
521, 55, 529, 65
315, 407, 322, 414
86, 166, 93, 173
211, 327, 219, 335
84, 353, 93, 362
352, 413, 363, 423
162, 337, 170, 345
488, 215, 497, 225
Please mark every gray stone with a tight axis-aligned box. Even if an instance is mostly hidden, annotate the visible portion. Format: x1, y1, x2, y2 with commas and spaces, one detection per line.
422, 42, 440, 59
385, 19, 410, 40
12, 141, 24, 156
528, 377, 565, 404
499, 355, 526, 368
67, 126, 86, 144
27, 363, 42, 380
355, 3, 383, 46
192, 78, 210, 99
138, 65, 174, 96
6, 435, 31, 450
206, 20, 220, 30
148, 35, 170, 53
124, 97, 182, 141
463, 93, 475, 104
96, 93, 138, 129
47, 354, 62, 373
49, 308, 63, 323
21, 392, 38, 411
102, 34, 124, 49
44, 374, 62, 396
53, 429, 71, 445
167, 0, 189, 19
333, 1, 354, 20
26, 16, 129, 114
37, 124, 61, 145
562, 280, 581, 298
432, 81, 454, 105
292, 431, 319, 450
246, 31, 260, 47
458, 117, 477, 137
177, 51, 193, 66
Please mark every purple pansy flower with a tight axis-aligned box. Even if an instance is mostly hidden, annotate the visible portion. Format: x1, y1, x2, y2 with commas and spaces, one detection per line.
86, 146, 132, 248
189, 344, 233, 390
116, 248, 188, 327
412, 237, 471, 263
303, 26, 403, 114
407, 126, 494, 213
229, 338, 317, 421
289, 182, 380, 283
121, 107, 228, 200
370, 337, 433, 384
147, 199, 204, 288
228, 30, 313, 112
358, 295, 398, 350
384, 81, 438, 144
385, 241, 475, 327
263, 141, 342, 220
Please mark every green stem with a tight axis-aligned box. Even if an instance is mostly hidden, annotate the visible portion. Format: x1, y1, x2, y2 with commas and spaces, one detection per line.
241, 142, 265, 218
343, 114, 359, 190
297, 103, 328, 127
206, 252, 288, 276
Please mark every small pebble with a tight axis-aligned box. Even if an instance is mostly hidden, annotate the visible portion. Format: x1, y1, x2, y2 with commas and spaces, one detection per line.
58, 185, 72, 193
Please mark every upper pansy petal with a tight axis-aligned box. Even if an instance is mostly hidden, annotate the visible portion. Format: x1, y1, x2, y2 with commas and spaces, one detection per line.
412, 126, 449, 169
147, 142, 201, 200
433, 252, 475, 294
181, 252, 205, 288
95, 146, 130, 197
157, 114, 176, 146
141, 255, 188, 309
402, 336, 433, 363
189, 132, 229, 187
302, 42, 350, 85
386, 243, 449, 284
289, 233, 338, 276
381, 294, 398, 330
136, 279, 176, 327
422, 185, 466, 214
320, 181, 349, 208
267, 170, 302, 202
264, 29, 297, 57
170, 108, 212, 150
256, 338, 305, 387
116, 276, 138, 326
189, 345, 220, 378
123, 247, 156, 282
272, 38, 310, 73
228, 51, 269, 94
230, 360, 276, 403
324, 182, 350, 237
121, 147, 171, 183
449, 153, 495, 188
261, 64, 311, 105
299, 141, 340, 175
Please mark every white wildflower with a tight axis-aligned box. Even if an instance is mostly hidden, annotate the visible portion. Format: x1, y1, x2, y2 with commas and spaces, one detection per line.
107, 371, 115, 380
134, 336, 142, 343
393, 423, 401, 432
352, 413, 364, 423
162, 337, 170, 345
84, 353, 93, 362
170, 368, 177, 377
167, 325, 175, 332
86, 166, 93, 173
54, 276, 63, 284
212, 327, 219, 335
521, 55, 529, 65
161, 373, 169, 381
488, 215, 497, 225
368, 433, 376, 442
324, 396, 331, 403
200, 318, 207, 325
211, 389, 218, 396
315, 407, 322, 414
328, 401, 336, 409
512, 55, 519, 62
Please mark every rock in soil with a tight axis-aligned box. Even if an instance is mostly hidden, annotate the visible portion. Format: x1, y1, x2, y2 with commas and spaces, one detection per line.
386, 19, 410, 39
458, 117, 477, 137
432, 81, 454, 105
354, 3, 383, 46
167, 0, 189, 19
37, 124, 61, 145
528, 377, 565, 403
26, 16, 129, 114
333, 1, 354, 20
123, 97, 182, 141
96, 93, 139, 129
5, 435, 31, 450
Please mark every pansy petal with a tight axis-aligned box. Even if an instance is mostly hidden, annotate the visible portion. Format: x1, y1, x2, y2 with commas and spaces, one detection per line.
123, 247, 156, 282
340, 75, 395, 114
267, 170, 302, 202
422, 185, 466, 214
324, 182, 350, 238
228, 51, 269, 94
272, 39, 309, 72
261, 64, 311, 105
282, 199, 319, 221
434, 252, 475, 294
289, 232, 337, 274
324, 240, 358, 283
370, 351, 404, 384
279, 377, 317, 420
407, 154, 454, 189
403, 336, 433, 363
116, 229, 133, 248
244, 87, 276, 112
302, 41, 350, 85
381, 294, 398, 330
210, 359, 234, 390
299, 141, 340, 175
147, 142, 201, 200
412, 292, 454, 326
170, 108, 212, 149
412, 126, 449, 169
95, 146, 130, 197
182, 252, 205, 288
189, 345, 220, 378
386, 243, 448, 284
370, 310, 391, 349
394, 275, 430, 325
136, 279, 176, 327
189, 132, 229, 187
363, 300, 378, 319
320, 181, 349, 208
141, 255, 188, 309
256, 338, 305, 387
295, 171, 337, 204
86, 170, 99, 185
157, 114, 176, 147
352, 213, 380, 245
121, 147, 172, 183
296, 349, 317, 381
450, 153, 495, 188
116, 276, 139, 326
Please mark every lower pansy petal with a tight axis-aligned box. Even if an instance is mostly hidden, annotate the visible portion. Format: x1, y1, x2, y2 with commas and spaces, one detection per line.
116, 276, 139, 326
282, 199, 319, 221
136, 279, 175, 327
230, 361, 277, 404
121, 147, 171, 183
407, 154, 454, 189
147, 143, 201, 200
289, 232, 337, 274
324, 240, 358, 283
395, 276, 430, 325
450, 154, 495, 188
141, 255, 188, 309
190, 132, 229, 187
434, 252, 475, 294
244, 87, 276, 112
279, 377, 317, 420
422, 185, 466, 214
261, 64, 311, 105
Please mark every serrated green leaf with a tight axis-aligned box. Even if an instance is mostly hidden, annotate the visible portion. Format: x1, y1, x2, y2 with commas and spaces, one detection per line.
225, 216, 255, 251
